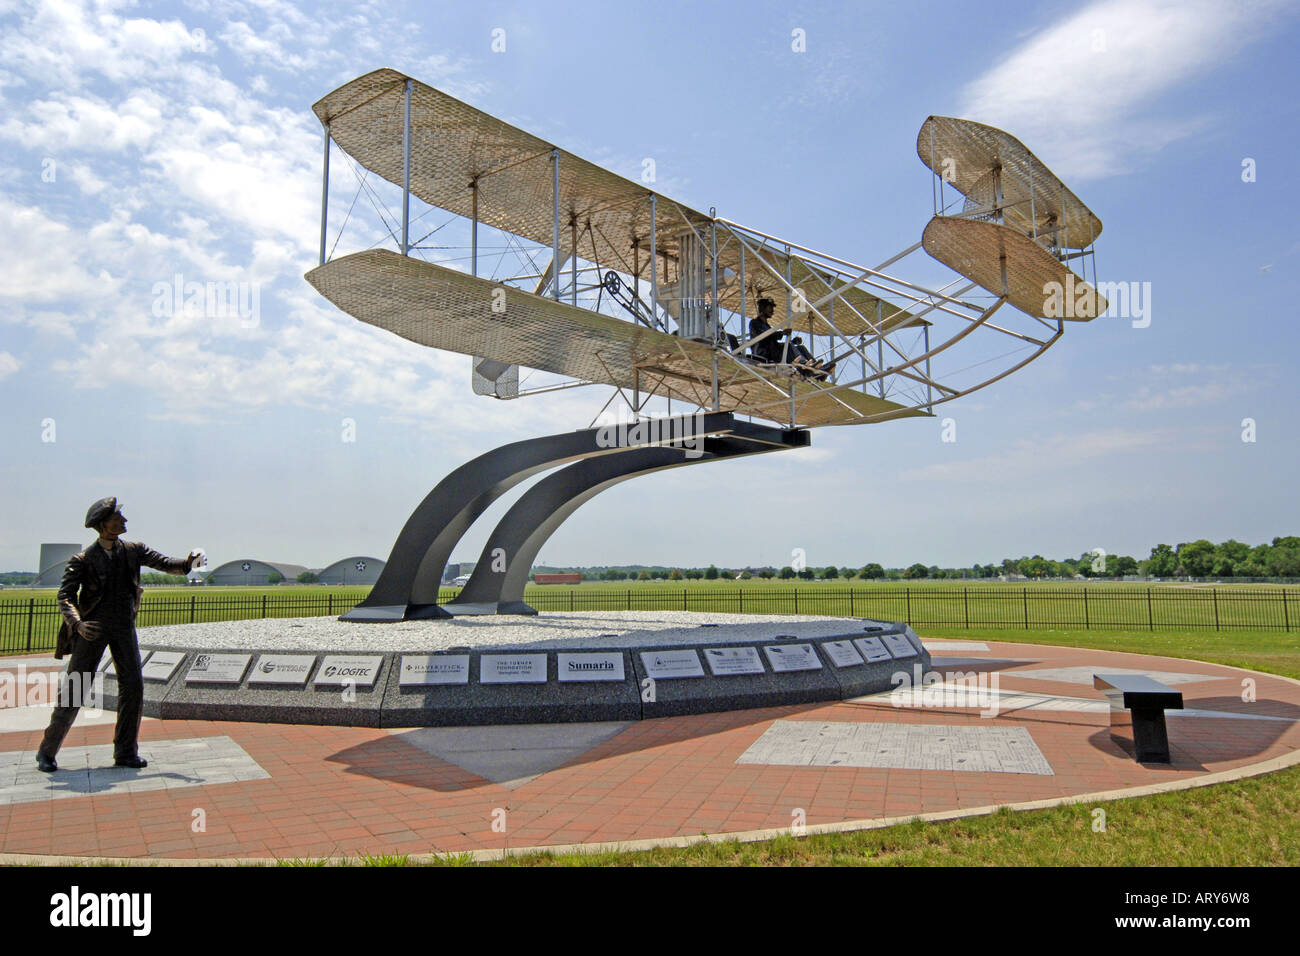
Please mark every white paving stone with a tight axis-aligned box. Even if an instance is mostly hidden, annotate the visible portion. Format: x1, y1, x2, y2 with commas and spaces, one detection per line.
1011, 665, 1219, 686
737, 720, 1055, 775
0, 736, 268, 806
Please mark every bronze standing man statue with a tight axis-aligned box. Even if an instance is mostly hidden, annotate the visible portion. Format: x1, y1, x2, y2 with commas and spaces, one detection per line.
36, 497, 200, 773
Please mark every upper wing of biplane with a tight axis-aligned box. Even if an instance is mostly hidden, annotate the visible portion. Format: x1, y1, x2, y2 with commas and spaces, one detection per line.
306, 70, 1107, 430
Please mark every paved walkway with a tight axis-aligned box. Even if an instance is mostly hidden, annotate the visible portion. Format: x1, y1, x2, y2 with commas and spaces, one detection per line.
1, 640, 1297, 861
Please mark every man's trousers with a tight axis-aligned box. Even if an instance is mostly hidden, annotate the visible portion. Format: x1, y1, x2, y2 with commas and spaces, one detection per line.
38, 626, 144, 763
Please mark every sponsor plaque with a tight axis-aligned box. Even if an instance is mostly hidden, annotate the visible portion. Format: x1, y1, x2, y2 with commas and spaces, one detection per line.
640, 649, 705, 679
101, 649, 150, 676
399, 654, 470, 686
185, 653, 252, 685
247, 654, 317, 686
762, 643, 822, 673
883, 633, 919, 659
480, 654, 548, 684
704, 646, 765, 676
820, 640, 865, 668
141, 651, 185, 682
313, 655, 384, 688
557, 652, 625, 682
853, 637, 893, 663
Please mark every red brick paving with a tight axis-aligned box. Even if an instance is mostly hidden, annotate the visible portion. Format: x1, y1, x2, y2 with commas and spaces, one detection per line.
1, 641, 1297, 860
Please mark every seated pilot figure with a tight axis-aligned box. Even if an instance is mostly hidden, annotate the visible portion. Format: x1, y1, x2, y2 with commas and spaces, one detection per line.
748, 297, 835, 378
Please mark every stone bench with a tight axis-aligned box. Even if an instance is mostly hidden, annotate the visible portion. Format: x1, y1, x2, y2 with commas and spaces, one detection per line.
1093, 673, 1184, 763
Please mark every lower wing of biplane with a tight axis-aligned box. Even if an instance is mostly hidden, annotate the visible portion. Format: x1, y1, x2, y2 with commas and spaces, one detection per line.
306, 69, 1106, 430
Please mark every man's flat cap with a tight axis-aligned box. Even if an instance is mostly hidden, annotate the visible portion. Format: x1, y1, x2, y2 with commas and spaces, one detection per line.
84, 496, 119, 529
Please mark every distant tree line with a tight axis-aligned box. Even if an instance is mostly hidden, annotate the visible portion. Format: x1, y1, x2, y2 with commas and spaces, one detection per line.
532, 537, 1300, 582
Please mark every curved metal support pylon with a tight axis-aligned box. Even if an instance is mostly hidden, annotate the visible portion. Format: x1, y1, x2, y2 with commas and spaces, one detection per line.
341, 413, 803, 621
446, 433, 801, 615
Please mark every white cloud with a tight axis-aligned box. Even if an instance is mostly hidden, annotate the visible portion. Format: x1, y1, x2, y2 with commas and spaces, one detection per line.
957, 0, 1292, 180
0, 351, 19, 379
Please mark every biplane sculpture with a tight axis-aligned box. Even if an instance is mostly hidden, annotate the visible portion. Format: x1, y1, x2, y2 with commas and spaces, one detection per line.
305, 69, 1105, 621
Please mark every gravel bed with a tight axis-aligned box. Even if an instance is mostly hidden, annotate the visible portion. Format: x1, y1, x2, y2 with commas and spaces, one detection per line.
139, 610, 885, 652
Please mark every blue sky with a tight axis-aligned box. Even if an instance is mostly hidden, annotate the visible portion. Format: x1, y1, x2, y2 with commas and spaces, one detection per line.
1, 0, 1297, 574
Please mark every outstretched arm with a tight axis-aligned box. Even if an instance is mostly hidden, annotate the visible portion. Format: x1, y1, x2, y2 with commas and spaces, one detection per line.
137, 543, 196, 575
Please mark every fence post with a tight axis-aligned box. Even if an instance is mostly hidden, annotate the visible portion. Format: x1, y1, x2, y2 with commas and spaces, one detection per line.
1083, 587, 1089, 629
848, 589, 853, 617
905, 587, 910, 624
1284, 589, 1291, 632
571, 590, 575, 612
328, 593, 333, 616
261, 594, 267, 619
627, 589, 631, 611
1213, 588, 1220, 631
794, 588, 799, 614
1147, 588, 1154, 630
963, 587, 969, 629
190, 594, 196, 623
1023, 588, 1028, 629
740, 588, 744, 613
26, 597, 34, 652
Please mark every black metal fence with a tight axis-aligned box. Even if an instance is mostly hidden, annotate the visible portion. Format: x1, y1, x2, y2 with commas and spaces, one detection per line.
3, 586, 1295, 654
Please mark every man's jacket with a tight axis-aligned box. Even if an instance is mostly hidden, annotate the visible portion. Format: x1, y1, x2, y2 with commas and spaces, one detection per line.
55, 541, 190, 659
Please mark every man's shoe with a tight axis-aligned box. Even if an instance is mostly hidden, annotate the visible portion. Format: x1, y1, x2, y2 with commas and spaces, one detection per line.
113, 755, 147, 769
36, 753, 57, 773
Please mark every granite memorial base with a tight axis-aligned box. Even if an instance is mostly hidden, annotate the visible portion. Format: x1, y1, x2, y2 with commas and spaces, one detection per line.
95, 620, 932, 728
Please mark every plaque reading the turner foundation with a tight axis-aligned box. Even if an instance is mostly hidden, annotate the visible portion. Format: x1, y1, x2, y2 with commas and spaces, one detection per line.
557, 652, 625, 682
763, 644, 822, 672
704, 646, 765, 676
247, 654, 317, 686
313, 655, 384, 688
185, 652, 252, 685
399, 654, 471, 686
882, 633, 919, 659
820, 640, 865, 668
853, 637, 893, 663
640, 649, 705, 679
480, 654, 548, 684
141, 651, 185, 682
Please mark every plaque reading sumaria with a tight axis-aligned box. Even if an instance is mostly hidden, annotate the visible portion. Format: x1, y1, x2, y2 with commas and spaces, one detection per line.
820, 640, 865, 668
762, 643, 822, 673
399, 655, 470, 686
480, 654, 547, 684
640, 650, 705, 679
141, 651, 185, 682
101, 649, 150, 676
185, 653, 252, 685
314, 655, 384, 688
704, 646, 765, 676
557, 652, 625, 682
247, 654, 317, 686
853, 637, 893, 663
883, 633, 919, 659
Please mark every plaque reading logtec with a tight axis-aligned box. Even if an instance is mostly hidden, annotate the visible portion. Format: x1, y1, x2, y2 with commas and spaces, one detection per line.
185, 653, 252, 684
883, 633, 919, 659
821, 640, 865, 668
853, 637, 892, 663
640, 650, 705, 679
314, 655, 384, 688
247, 654, 317, 686
399, 655, 470, 686
762, 643, 822, 673
557, 652, 625, 682
141, 651, 185, 682
480, 654, 547, 684
704, 646, 765, 676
